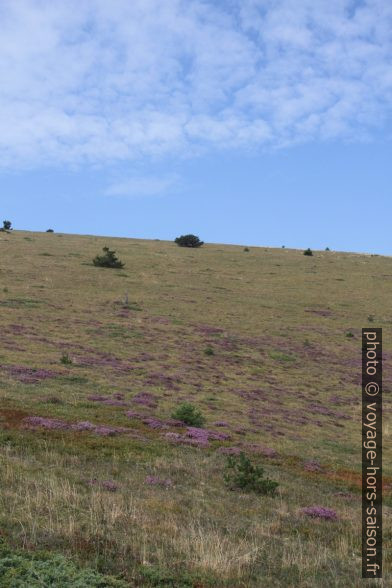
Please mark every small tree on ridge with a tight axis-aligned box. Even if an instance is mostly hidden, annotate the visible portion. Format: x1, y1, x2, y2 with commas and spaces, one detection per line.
174, 234, 204, 248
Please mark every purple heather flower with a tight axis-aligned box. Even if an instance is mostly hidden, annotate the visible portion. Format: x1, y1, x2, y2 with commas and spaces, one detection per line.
125, 410, 142, 419
243, 444, 278, 458
164, 418, 184, 427
304, 460, 323, 472
101, 480, 119, 492
87, 395, 108, 402
182, 437, 209, 447
217, 446, 242, 455
94, 426, 121, 436
333, 491, 355, 499
164, 432, 181, 441
186, 427, 209, 441
86, 479, 119, 491
2, 365, 58, 383
23, 416, 69, 430
71, 421, 96, 431
186, 427, 231, 442
136, 353, 155, 362
23, 416, 130, 437
142, 417, 169, 430
145, 475, 173, 487
301, 506, 338, 521
163, 431, 208, 447
196, 325, 224, 335
87, 394, 127, 406
144, 373, 181, 390
131, 392, 158, 408
113, 392, 125, 400
102, 399, 128, 406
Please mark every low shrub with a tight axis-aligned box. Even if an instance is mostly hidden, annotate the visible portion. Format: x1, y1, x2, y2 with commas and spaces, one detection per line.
93, 247, 124, 268
138, 564, 204, 587
171, 403, 205, 427
224, 452, 279, 496
0, 540, 127, 587
303, 248, 313, 256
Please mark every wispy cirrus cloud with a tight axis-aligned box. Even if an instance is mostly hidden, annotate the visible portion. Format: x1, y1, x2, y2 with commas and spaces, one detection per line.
0, 0, 391, 169
104, 174, 180, 198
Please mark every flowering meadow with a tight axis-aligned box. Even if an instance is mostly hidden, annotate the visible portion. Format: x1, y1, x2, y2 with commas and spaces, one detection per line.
0, 230, 391, 586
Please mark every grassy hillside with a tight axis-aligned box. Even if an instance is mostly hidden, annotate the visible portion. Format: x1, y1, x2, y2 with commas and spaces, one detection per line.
0, 230, 390, 587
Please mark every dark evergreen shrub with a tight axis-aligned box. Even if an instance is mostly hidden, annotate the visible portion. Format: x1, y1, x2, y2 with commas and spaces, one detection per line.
171, 403, 205, 427
1, 220, 12, 232
93, 247, 124, 268
303, 248, 313, 256
174, 234, 204, 248
204, 346, 215, 356
224, 452, 279, 496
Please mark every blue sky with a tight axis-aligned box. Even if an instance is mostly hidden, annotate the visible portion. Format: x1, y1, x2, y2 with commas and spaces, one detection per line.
1, 0, 391, 253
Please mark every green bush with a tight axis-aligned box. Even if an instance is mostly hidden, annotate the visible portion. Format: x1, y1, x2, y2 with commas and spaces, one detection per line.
0, 220, 12, 232
224, 452, 279, 496
0, 540, 127, 587
303, 248, 313, 256
174, 234, 204, 248
171, 403, 205, 427
93, 247, 124, 268
60, 352, 73, 365
204, 346, 214, 356
138, 564, 198, 587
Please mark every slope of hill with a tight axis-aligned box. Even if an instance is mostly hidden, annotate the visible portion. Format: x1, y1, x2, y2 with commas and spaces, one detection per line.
0, 231, 390, 586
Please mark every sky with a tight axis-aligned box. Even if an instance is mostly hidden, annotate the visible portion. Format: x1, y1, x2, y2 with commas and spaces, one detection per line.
1, 0, 392, 253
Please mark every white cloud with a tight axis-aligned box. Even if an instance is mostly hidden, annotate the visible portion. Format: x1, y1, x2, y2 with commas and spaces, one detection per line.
0, 0, 391, 169
105, 174, 179, 198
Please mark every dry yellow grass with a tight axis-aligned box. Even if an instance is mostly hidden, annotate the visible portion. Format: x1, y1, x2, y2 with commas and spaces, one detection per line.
0, 230, 390, 586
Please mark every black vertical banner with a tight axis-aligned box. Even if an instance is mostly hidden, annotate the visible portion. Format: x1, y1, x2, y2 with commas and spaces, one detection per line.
362, 328, 382, 578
